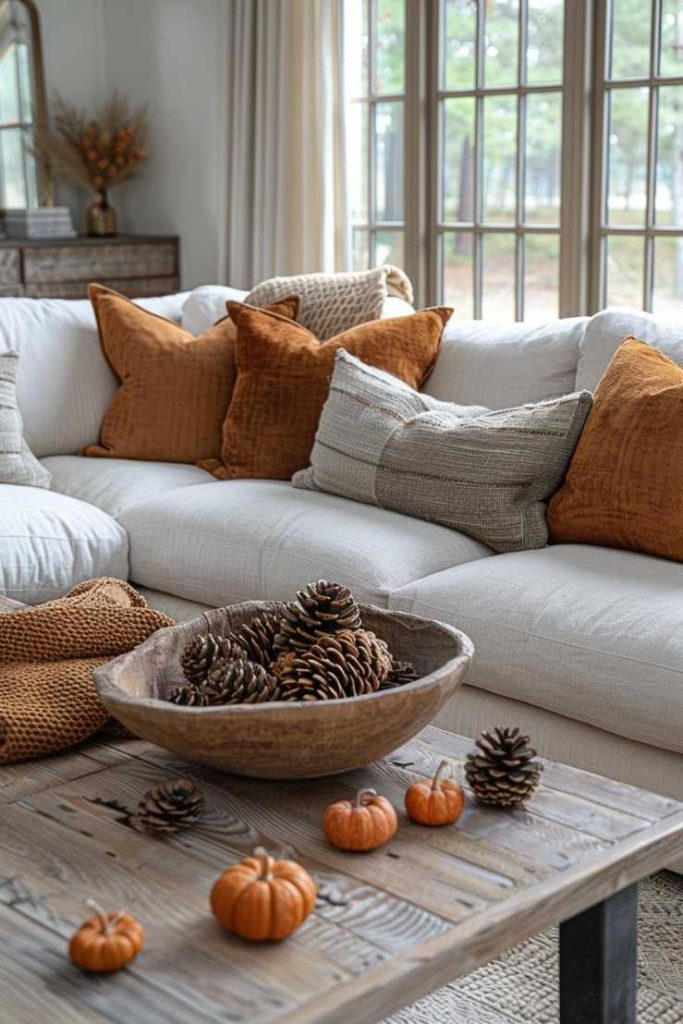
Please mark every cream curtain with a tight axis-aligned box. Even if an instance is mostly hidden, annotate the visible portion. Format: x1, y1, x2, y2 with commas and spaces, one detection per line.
225, 0, 350, 288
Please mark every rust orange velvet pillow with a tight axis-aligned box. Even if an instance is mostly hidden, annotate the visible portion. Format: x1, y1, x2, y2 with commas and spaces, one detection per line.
83, 285, 299, 464
548, 337, 683, 562
200, 301, 451, 481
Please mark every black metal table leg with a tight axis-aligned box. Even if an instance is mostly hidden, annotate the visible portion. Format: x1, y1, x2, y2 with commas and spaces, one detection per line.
559, 884, 638, 1024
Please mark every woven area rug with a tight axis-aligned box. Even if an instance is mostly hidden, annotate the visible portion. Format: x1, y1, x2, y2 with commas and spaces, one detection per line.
387, 871, 683, 1024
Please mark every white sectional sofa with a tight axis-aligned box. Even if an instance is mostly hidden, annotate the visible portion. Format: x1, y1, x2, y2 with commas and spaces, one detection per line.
1, 289, 681, 813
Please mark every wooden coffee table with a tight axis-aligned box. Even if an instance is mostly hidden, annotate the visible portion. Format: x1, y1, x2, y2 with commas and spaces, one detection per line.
0, 725, 681, 1024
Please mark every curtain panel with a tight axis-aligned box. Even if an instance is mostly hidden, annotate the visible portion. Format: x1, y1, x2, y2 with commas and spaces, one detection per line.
225, 0, 349, 288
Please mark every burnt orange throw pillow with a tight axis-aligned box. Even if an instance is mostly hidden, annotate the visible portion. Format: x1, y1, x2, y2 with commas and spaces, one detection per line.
83, 285, 299, 464
549, 337, 683, 562
200, 301, 451, 480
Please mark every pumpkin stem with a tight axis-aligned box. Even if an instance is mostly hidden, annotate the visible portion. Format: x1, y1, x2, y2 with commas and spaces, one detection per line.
355, 788, 377, 807
253, 846, 273, 881
432, 760, 452, 790
85, 898, 121, 936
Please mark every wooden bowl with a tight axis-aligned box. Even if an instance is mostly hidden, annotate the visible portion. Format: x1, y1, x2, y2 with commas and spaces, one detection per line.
94, 602, 473, 779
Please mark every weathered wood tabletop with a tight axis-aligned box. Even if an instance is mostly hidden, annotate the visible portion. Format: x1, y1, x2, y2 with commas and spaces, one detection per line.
0, 726, 681, 1024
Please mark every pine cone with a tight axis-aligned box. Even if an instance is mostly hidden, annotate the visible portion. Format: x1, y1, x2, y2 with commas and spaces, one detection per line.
180, 632, 243, 685
279, 628, 392, 701
465, 726, 543, 808
232, 612, 280, 668
205, 659, 281, 705
275, 580, 362, 652
168, 681, 212, 706
380, 660, 417, 690
271, 650, 297, 678
137, 777, 204, 835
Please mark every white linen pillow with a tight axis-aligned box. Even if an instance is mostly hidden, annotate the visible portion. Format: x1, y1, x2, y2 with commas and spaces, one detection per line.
181, 285, 249, 334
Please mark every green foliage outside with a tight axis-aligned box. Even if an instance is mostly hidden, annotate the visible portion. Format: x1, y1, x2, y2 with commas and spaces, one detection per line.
357, 0, 683, 317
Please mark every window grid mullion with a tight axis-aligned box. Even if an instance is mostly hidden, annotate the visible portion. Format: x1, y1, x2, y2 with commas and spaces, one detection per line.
472, 0, 486, 317
368, 0, 377, 242
644, 83, 658, 310
437, 83, 562, 100
516, 0, 529, 320
643, 0, 662, 309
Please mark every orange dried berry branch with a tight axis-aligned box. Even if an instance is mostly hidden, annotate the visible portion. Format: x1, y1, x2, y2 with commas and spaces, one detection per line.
33, 89, 148, 191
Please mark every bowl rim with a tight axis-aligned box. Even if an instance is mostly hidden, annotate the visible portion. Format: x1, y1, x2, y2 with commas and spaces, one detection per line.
94, 602, 475, 716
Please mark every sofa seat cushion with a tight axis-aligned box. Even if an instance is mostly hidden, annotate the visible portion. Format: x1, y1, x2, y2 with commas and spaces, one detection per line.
0, 485, 128, 604
42, 456, 214, 518
119, 480, 493, 608
389, 544, 683, 754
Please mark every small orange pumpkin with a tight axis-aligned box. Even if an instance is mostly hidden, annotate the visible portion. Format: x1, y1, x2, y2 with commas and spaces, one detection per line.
69, 899, 144, 973
405, 759, 465, 826
210, 847, 317, 941
323, 787, 398, 851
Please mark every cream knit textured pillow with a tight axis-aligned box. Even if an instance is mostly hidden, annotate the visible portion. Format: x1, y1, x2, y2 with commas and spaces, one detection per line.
245, 266, 414, 340
0, 352, 50, 488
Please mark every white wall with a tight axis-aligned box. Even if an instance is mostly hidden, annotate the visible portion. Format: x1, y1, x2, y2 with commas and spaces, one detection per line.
34, 0, 227, 288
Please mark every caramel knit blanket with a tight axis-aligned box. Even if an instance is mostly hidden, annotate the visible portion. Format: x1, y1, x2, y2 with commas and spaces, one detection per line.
0, 578, 172, 764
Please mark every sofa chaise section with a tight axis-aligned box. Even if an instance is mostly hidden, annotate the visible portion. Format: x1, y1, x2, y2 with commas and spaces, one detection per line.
118, 479, 494, 608
42, 456, 215, 518
0, 484, 129, 604
389, 544, 683, 795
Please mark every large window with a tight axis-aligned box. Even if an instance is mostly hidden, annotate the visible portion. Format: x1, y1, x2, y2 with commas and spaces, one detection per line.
437, 0, 564, 319
595, 0, 683, 317
345, 0, 406, 272
345, 0, 683, 321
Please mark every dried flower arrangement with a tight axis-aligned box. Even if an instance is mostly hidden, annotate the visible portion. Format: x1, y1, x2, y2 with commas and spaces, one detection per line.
34, 90, 148, 192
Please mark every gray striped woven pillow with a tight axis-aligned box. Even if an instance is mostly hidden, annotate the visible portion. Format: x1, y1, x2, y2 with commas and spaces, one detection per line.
0, 351, 50, 488
293, 350, 592, 552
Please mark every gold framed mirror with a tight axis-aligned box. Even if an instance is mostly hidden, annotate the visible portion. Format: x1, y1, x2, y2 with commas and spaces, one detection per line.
0, 0, 52, 208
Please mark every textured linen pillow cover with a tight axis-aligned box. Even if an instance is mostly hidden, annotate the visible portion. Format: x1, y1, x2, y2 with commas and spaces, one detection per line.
0, 351, 50, 488
201, 301, 451, 481
83, 284, 299, 464
293, 350, 593, 553
549, 337, 683, 561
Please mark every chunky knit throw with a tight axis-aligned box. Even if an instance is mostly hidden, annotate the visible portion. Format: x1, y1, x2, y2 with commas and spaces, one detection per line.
0, 578, 172, 763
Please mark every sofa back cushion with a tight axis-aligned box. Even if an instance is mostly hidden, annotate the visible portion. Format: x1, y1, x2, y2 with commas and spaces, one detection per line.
577, 307, 683, 391
423, 316, 587, 409
0, 291, 189, 458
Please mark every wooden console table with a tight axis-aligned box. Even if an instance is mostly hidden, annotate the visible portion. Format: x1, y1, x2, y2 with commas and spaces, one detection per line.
0, 234, 180, 299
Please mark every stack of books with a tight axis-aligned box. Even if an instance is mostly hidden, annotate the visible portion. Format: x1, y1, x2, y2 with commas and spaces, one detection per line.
2, 207, 77, 239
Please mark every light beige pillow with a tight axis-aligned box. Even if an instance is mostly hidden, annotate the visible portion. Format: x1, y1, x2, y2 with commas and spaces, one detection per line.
294, 350, 592, 553
0, 352, 50, 488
